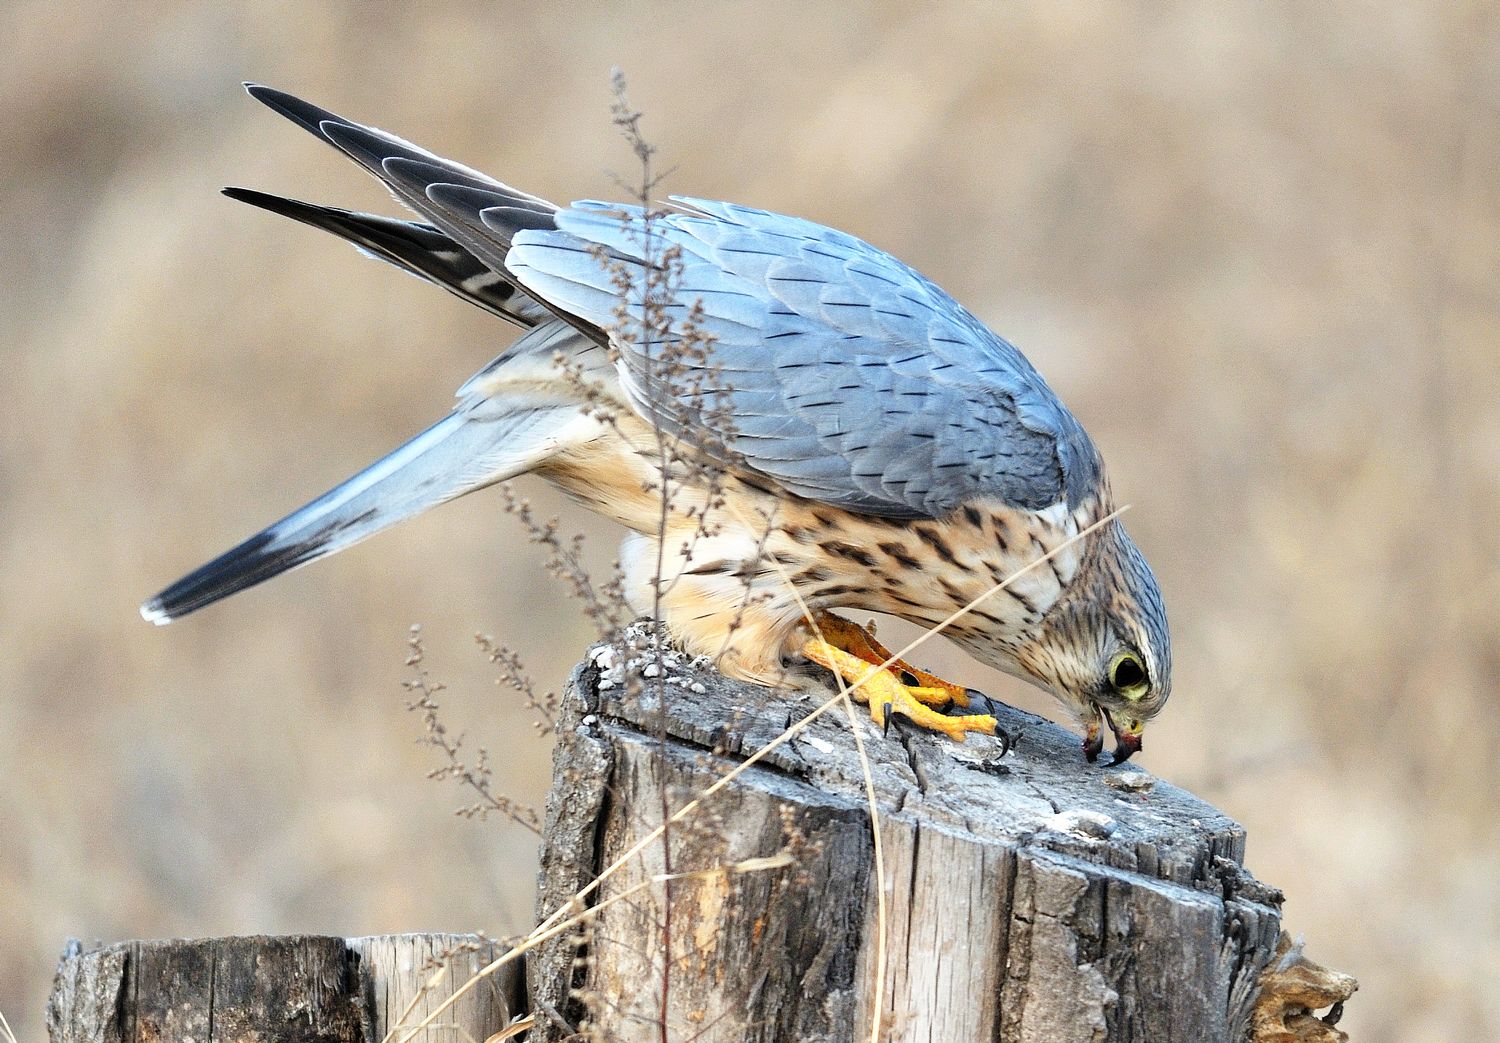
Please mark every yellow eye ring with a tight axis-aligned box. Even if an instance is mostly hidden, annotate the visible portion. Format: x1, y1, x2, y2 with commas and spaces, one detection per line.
1109, 651, 1150, 700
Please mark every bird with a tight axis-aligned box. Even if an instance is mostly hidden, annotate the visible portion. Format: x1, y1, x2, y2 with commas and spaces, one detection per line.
142, 84, 1170, 765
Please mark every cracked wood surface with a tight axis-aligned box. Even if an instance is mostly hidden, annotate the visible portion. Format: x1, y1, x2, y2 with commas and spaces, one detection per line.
530, 628, 1285, 1042
47, 934, 522, 1043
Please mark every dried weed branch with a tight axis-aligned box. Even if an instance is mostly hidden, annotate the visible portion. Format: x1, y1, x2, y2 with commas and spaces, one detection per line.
403, 626, 542, 835
499, 484, 632, 639
474, 633, 560, 736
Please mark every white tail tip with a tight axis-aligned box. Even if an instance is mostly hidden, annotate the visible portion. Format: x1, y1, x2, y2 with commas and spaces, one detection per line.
140, 599, 174, 626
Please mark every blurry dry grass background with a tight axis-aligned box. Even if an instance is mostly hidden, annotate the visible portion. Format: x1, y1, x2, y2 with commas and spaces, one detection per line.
2, 2, 1497, 1039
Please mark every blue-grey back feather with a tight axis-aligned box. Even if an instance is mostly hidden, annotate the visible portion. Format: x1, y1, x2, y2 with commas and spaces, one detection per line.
508, 199, 1102, 518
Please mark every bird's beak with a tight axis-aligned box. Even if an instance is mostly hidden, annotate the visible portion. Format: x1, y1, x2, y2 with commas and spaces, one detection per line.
1102, 708, 1143, 765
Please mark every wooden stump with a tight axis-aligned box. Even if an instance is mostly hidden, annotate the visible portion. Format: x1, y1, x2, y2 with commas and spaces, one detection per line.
47, 633, 1338, 1043
47, 934, 522, 1043
530, 628, 1289, 1043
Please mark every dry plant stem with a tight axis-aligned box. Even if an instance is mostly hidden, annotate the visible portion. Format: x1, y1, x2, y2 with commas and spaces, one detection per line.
403, 627, 542, 835
376, 967, 451, 1043
487, 1016, 537, 1041
838, 688, 889, 1043
399, 508, 1127, 1043
611, 73, 678, 1042
757, 542, 890, 1043
731, 509, 892, 1043
500, 486, 630, 638
476, 634, 558, 735
603, 70, 752, 1040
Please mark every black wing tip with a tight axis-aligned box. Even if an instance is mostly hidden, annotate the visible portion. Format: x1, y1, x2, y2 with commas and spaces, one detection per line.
243, 81, 294, 111
243, 82, 347, 139
221, 185, 330, 223
221, 187, 334, 232
243, 81, 292, 107
221, 185, 278, 206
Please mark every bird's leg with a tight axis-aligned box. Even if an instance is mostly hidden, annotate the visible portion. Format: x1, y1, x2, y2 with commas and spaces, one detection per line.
808, 613, 970, 708
800, 613, 996, 742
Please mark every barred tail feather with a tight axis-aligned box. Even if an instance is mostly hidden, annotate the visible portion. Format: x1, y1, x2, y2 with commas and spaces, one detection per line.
141, 406, 583, 624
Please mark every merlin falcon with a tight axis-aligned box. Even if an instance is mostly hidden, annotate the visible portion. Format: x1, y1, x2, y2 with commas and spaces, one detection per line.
142, 85, 1171, 764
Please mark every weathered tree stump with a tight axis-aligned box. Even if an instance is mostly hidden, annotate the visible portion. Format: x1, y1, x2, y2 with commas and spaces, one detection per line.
48, 635, 1350, 1043
530, 630, 1292, 1043
47, 933, 522, 1043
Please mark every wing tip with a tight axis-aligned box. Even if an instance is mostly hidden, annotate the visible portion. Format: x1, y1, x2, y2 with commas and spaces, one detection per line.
221, 185, 311, 220
243, 81, 279, 105
221, 185, 266, 205
243, 83, 341, 138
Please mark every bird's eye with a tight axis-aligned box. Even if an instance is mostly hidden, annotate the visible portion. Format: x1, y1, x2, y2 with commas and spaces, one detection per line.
1109, 651, 1150, 700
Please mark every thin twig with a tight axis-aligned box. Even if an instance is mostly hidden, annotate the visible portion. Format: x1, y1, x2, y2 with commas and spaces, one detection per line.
403, 627, 542, 835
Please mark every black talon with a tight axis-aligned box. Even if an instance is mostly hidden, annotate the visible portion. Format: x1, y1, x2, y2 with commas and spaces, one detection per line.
899, 669, 920, 687
882, 702, 893, 736
964, 688, 999, 715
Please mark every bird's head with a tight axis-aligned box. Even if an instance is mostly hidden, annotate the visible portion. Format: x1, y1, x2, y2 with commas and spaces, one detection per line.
1013, 519, 1171, 764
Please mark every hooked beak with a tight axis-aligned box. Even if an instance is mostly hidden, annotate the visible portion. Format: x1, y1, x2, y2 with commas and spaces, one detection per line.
1083, 704, 1143, 765
1101, 707, 1143, 765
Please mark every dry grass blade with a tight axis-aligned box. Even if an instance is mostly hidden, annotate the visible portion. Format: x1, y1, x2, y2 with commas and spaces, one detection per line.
376, 964, 455, 1043
483, 1015, 537, 1042
392, 858, 792, 1043
838, 688, 888, 1043
740, 517, 892, 1043
0, 1005, 20, 1043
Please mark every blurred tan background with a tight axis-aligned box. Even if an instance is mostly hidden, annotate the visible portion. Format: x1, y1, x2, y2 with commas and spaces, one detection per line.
3, 2, 1497, 1039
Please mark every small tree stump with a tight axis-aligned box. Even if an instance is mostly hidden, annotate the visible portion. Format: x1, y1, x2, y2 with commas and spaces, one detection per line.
530, 630, 1291, 1043
47, 934, 522, 1043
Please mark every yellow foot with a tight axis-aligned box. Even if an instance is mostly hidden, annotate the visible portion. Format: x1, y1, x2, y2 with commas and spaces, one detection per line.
808, 613, 970, 709
801, 613, 996, 742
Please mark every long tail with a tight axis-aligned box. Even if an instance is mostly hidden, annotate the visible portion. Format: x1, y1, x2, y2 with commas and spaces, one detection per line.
141, 403, 587, 624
